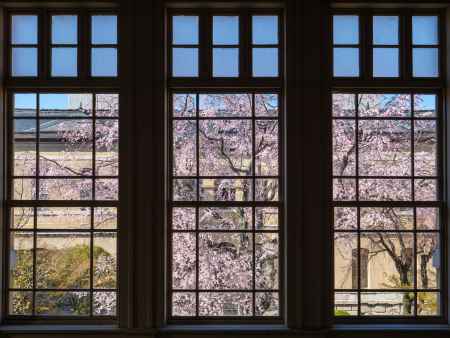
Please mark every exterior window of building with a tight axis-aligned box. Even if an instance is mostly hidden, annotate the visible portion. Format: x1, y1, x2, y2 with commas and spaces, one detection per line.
6, 9, 119, 320
332, 11, 443, 320
168, 10, 283, 320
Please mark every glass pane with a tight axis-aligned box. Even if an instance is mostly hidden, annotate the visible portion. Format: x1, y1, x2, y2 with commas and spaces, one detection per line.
359, 179, 411, 201
93, 232, 117, 288
199, 292, 252, 316
255, 94, 278, 117
92, 15, 117, 44
255, 292, 279, 316
361, 292, 415, 316
213, 16, 238, 45
256, 233, 279, 289
39, 119, 93, 176
418, 292, 440, 316
93, 291, 117, 316
413, 48, 438, 77
358, 93, 411, 117
95, 119, 119, 176
35, 291, 89, 316
200, 178, 252, 201
358, 120, 411, 176
360, 207, 413, 230
414, 94, 436, 118
13, 178, 36, 200
91, 48, 117, 77
40, 93, 92, 117
213, 48, 238, 77
173, 178, 197, 201
333, 48, 359, 77
94, 207, 117, 229
173, 120, 196, 176
12, 15, 37, 44
173, 16, 198, 45
252, 16, 278, 44
11, 207, 34, 229
36, 232, 90, 289
255, 178, 278, 201
416, 233, 439, 289
199, 120, 252, 176
14, 118, 36, 176
334, 207, 357, 230
14, 93, 36, 117
172, 207, 195, 230
332, 93, 355, 117
333, 15, 358, 44
334, 232, 357, 289
361, 232, 414, 289
373, 48, 399, 77
173, 94, 196, 117
173, 48, 198, 77
199, 93, 251, 117
333, 120, 356, 176
333, 178, 356, 201
255, 120, 278, 176
417, 208, 439, 230
39, 178, 92, 200
9, 232, 33, 289
414, 120, 437, 176
373, 16, 398, 45
252, 48, 278, 77
199, 207, 252, 230
172, 292, 196, 316
335, 292, 357, 316
12, 47, 37, 77
37, 207, 90, 229
52, 47, 78, 77
9, 291, 33, 315
412, 16, 438, 45
95, 179, 118, 200
172, 232, 196, 289
96, 93, 119, 117
415, 179, 437, 201
52, 15, 77, 44
199, 233, 252, 289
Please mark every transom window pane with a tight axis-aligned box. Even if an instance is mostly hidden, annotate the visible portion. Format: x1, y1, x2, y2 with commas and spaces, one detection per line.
252, 15, 279, 77
332, 93, 442, 317
333, 15, 359, 44
8, 92, 119, 317
51, 15, 78, 77
91, 15, 118, 77
373, 16, 398, 45
170, 93, 281, 318
372, 16, 399, 78
333, 15, 359, 77
11, 15, 38, 77
412, 16, 439, 78
172, 16, 199, 77
213, 16, 239, 78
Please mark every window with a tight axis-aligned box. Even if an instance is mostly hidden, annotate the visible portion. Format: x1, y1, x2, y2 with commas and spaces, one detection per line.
170, 12, 281, 80
8, 11, 118, 79
168, 10, 283, 321
332, 13, 441, 80
332, 11, 444, 320
9, 92, 119, 317
6, 9, 119, 320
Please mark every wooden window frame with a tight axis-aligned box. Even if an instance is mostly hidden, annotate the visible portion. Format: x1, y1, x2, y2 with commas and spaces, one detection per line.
330, 8, 448, 324
166, 6, 285, 324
